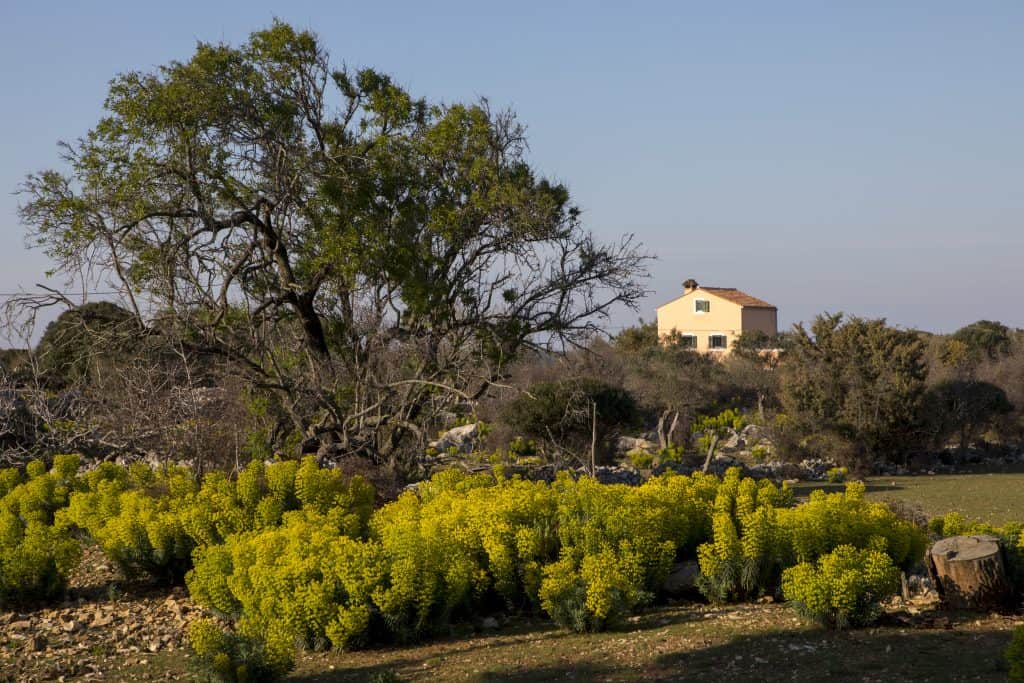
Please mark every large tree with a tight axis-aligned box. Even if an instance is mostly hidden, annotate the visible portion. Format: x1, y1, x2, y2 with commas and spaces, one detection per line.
780, 314, 926, 465
18, 22, 647, 470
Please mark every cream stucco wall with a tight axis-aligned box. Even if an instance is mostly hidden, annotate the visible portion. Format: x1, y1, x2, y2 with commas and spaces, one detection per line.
655, 289, 777, 354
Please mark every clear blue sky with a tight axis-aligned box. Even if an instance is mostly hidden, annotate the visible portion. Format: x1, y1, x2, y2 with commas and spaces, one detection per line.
3, 1, 1023, 337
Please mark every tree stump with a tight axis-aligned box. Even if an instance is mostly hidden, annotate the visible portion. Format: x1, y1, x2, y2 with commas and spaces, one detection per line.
927, 535, 1011, 610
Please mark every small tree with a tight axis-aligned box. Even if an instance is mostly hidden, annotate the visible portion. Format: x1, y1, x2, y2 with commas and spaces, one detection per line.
694, 409, 744, 472
503, 379, 639, 465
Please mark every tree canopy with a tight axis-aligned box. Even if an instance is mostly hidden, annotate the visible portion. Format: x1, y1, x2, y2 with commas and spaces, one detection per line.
18, 22, 647, 469
780, 314, 926, 465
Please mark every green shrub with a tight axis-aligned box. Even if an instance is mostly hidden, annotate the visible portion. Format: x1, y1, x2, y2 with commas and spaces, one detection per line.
781, 545, 900, 629
0, 455, 82, 606
779, 482, 927, 572
826, 466, 848, 484
626, 449, 654, 469
60, 457, 375, 581
1006, 625, 1024, 681
657, 446, 685, 465
188, 618, 286, 682
60, 462, 198, 580
538, 548, 645, 632
188, 513, 385, 660
696, 469, 790, 602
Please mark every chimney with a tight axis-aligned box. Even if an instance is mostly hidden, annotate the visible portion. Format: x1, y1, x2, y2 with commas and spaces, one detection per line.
683, 278, 699, 295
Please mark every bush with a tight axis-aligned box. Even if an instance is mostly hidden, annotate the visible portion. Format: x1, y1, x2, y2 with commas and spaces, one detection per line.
626, 449, 654, 469
188, 618, 286, 682
188, 514, 385, 661
60, 457, 375, 581
826, 466, 848, 484
60, 462, 198, 580
538, 548, 646, 632
696, 469, 791, 602
781, 545, 900, 629
502, 379, 640, 461
0, 455, 82, 606
780, 482, 927, 572
1006, 625, 1024, 681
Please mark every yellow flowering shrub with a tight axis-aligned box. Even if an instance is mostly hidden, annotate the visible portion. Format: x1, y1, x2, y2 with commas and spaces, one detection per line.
187, 512, 385, 667
188, 618, 284, 682
0, 455, 82, 605
60, 456, 375, 581
696, 468, 790, 602
538, 547, 645, 632
779, 481, 927, 571
781, 544, 900, 628
59, 462, 198, 579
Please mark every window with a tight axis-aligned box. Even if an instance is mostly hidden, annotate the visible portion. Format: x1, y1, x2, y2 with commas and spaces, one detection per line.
709, 334, 728, 350
695, 299, 710, 313
680, 335, 697, 349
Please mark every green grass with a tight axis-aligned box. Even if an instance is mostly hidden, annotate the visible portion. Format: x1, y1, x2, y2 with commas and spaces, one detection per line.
794, 470, 1024, 524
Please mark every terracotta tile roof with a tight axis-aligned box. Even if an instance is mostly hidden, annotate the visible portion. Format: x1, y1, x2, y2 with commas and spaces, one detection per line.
700, 287, 776, 309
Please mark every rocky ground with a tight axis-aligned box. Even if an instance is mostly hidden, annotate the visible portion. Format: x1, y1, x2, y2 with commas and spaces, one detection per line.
0, 545, 203, 682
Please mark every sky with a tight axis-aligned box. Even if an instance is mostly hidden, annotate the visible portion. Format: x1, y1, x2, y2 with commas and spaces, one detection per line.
2, 1, 1023, 339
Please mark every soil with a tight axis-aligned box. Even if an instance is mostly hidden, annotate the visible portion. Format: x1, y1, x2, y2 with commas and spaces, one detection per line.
0, 544, 202, 682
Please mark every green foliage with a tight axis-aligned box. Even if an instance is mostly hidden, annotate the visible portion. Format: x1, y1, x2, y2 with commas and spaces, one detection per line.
626, 449, 654, 469
1006, 625, 1024, 682
921, 380, 1012, 450
503, 379, 640, 459
696, 476, 925, 606
60, 462, 197, 579
696, 468, 791, 602
60, 456, 374, 581
781, 482, 927, 572
21, 20, 647, 468
34, 302, 136, 388
951, 320, 1012, 362
782, 545, 900, 629
780, 314, 926, 465
0, 455, 82, 606
538, 548, 645, 632
188, 618, 286, 682
657, 446, 685, 465
826, 467, 848, 484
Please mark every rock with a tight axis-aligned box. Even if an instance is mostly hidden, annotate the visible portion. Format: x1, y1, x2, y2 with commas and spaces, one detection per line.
91, 610, 113, 627
480, 616, 500, 630
27, 634, 47, 652
585, 465, 643, 486
9, 619, 33, 630
662, 561, 701, 597
719, 432, 744, 451
616, 436, 657, 454
428, 423, 480, 454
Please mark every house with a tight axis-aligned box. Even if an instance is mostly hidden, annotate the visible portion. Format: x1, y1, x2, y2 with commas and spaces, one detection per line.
655, 279, 777, 354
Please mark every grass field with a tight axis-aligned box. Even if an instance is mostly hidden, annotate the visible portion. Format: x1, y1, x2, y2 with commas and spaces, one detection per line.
794, 470, 1024, 524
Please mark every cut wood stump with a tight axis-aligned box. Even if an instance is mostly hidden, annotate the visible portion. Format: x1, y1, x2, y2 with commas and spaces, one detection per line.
927, 535, 1011, 610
